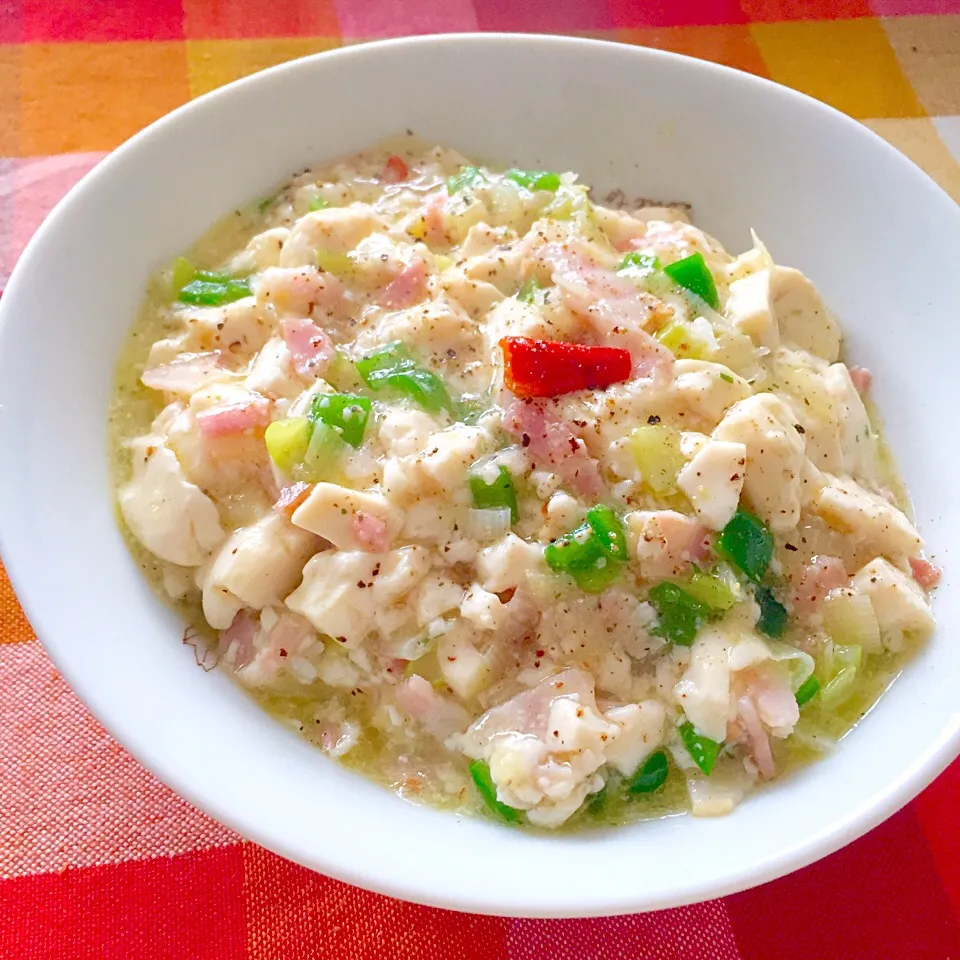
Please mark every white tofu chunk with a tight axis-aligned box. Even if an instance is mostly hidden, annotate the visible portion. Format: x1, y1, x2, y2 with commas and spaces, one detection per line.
604, 701, 666, 776
279, 204, 388, 266
119, 437, 224, 568
713, 393, 806, 532
476, 533, 545, 593
852, 557, 935, 647
291, 483, 402, 550
823, 362, 879, 482
437, 626, 492, 700
811, 474, 921, 560
673, 627, 733, 743
244, 336, 302, 400
459, 584, 511, 632
771, 266, 841, 362
725, 268, 778, 349
672, 360, 752, 428
677, 439, 747, 530
202, 513, 317, 629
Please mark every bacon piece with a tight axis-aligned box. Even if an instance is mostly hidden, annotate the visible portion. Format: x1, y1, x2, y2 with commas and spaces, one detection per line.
848, 366, 872, 393
280, 317, 334, 377
381, 258, 429, 309
142, 351, 228, 395
196, 396, 271, 438
791, 555, 847, 616
274, 481, 313, 518
502, 397, 602, 496
909, 555, 942, 590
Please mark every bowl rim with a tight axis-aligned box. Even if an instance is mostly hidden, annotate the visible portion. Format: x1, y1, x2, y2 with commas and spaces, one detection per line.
2, 32, 960, 918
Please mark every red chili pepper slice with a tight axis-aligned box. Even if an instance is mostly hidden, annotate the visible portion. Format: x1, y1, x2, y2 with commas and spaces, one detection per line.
383, 155, 409, 183
500, 337, 632, 398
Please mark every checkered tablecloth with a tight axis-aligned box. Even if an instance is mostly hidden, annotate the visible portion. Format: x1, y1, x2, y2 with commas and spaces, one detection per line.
2, 2, 960, 957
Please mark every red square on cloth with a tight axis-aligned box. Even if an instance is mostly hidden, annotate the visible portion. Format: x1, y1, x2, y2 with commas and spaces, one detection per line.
333, 0, 478, 39
184, 0, 340, 40
473, 0, 614, 33
0, 845, 247, 960
22, 0, 186, 42
607, 0, 747, 28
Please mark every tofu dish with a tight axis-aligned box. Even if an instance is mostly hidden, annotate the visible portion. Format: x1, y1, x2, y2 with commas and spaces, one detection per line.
110, 139, 939, 829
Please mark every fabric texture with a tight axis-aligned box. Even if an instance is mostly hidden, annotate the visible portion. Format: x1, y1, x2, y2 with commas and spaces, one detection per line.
2, 2, 960, 956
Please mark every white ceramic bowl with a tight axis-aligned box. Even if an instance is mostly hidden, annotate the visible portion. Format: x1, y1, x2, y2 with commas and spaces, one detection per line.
1, 34, 959, 918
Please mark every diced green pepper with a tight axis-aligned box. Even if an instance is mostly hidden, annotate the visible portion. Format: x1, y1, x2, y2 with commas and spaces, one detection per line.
648, 582, 709, 646
755, 585, 788, 638
178, 276, 251, 306
545, 524, 622, 595
469, 465, 519, 524
585, 504, 628, 563
468, 759, 523, 823
264, 417, 312, 473
299, 421, 345, 482
795, 674, 821, 708
626, 750, 669, 794
308, 195, 329, 211
684, 568, 738, 613
356, 341, 454, 414
447, 166, 485, 194
679, 721, 722, 775
716, 509, 774, 583
309, 393, 372, 448
663, 252, 719, 309
505, 169, 562, 192
615, 251, 661, 280
517, 276, 541, 303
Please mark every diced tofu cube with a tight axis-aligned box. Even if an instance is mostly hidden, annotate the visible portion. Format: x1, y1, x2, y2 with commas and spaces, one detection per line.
476, 533, 545, 593
201, 513, 317, 629
119, 437, 224, 568
725, 268, 778, 349
771, 266, 841, 362
852, 557, 935, 647
279, 203, 388, 266
290, 483, 402, 550
414, 573, 464, 626
604, 701, 666, 776
244, 336, 301, 400
460, 584, 511, 632
823, 362, 879, 483
811, 474, 921, 560
677, 439, 747, 530
713, 393, 805, 532
437, 626, 492, 700
672, 360, 752, 428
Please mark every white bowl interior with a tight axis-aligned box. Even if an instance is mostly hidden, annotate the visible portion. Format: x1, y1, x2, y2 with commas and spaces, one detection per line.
1, 35, 959, 917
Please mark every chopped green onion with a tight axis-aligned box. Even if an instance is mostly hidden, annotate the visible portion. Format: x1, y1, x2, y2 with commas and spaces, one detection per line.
719, 372, 734, 384
316, 248, 355, 278
821, 590, 880, 651
663, 252, 719, 309
170, 256, 196, 294
820, 644, 862, 707
324, 348, 367, 393
585, 504, 628, 563
679, 721, 722, 775
795, 674, 821, 708
504, 169, 562, 192
587, 782, 610, 816
716, 509, 774, 583
257, 195, 275, 213
615, 251, 661, 280
178, 277, 251, 306
356, 341, 454, 413
630, 423, 686, 494
545, 522, 622, 594
648, 582, 709, 646
517, 276, 541, 303
264, 417, 312, 473
309, 393, 372, 448
683, 568, 738, 613
626, 750, 669, 794
469, 465, 519, 524
468, 759, 523, 822
755, 585, 788, 639
447, 166, 485, 194
299, 421, 346, 482
308, 195, 329, 211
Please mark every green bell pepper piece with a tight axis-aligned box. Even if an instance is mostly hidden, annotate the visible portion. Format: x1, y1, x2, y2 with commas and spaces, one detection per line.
517, 276, 541, 303
178, 276, 251, 306
663, 252, 719, 309
626, 750, 669, 794
469, 760, 522, 822
309, 393, 372, 448
469, 465, 519, 524
356, 341, 454, 414
755, 584, 789, 639
545, 524, 622, 595
716, 509, 774, 583
679, 721, 722, 775
504, 169, 562, 192
648, 581, 709, 646
585, 504, 628, 563
795, 674, 821, 708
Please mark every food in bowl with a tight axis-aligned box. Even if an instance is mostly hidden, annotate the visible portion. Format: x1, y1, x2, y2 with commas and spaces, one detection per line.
110, 138, 938, 830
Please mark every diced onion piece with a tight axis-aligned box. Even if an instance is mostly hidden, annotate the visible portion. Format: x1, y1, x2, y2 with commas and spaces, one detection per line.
821, 589, 882, 653
467, 508, 513, 542
630, 424, 686, 494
